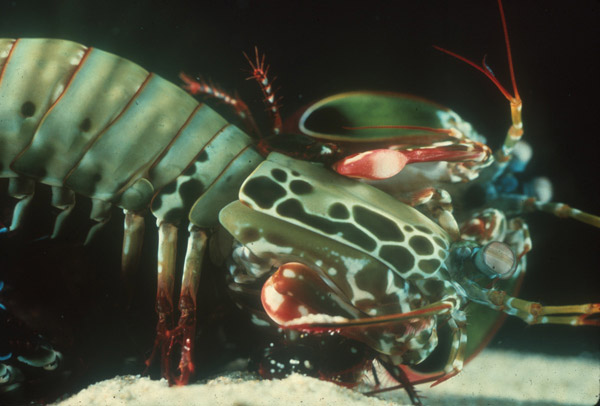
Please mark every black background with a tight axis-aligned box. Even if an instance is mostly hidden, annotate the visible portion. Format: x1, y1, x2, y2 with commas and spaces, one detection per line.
0, 0, 598, 393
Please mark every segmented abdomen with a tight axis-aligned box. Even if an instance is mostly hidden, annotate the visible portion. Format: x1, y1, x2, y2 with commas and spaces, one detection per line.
0, 38, 262, 228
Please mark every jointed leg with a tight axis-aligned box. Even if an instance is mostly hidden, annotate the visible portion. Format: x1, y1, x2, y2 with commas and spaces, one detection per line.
486, 290, 600, 326
7, 177, 34, 231
505, 217, 531, 261
369, 361, 423, 405
121, 210, 145, 304
145, 222, 208, 385
401, 187, 460, 241
492, 194, 600, 229
145, 221, 178, 380
431, 314, 467, 386
171, 225, 208, 385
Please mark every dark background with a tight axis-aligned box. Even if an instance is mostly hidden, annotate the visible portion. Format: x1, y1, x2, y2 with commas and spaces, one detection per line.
0, 0, 598, 395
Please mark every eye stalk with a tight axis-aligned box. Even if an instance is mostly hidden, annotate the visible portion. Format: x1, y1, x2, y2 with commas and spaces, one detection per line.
473, 241, 517, 280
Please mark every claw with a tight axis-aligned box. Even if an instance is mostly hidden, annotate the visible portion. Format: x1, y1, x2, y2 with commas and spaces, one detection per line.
170, 311, 197, 386
576, 303, 600, 326
145, 225, 205, 385
144, 311, 197, 386
144, 315, 173, 381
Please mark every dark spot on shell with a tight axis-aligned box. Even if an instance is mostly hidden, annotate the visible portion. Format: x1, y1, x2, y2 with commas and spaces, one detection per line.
404, 225, 414, 232
291, 170, 300, 176
92, 173, 101, 183
328, 203, 349, 219
419, 329, 433, 342
152, 195, 163, 211
179, 178, 204, 208
163, 207, 184, 223
276, 198, 376, 251
183, 163, 197, 176
290, 180, 313, 195
415, 225, 432, 234
162, 181, 177, 194
79, 117, 92, 132
353, 206, 404, 242
243, 176, 286, 209
354, 266, 387, 298
409, 236, 434, 255
265, 232, 287, 247
379, 245, 414, 274
240, 227, 260, 243
402, 350, 423, 364
271, 169, 287, 183
433, 236, 447, 249
438, 249, 447, 259
418, 259, 441, 274
423, 279, 444, 295
20, 101, 36, 117
197, 150, 208, 162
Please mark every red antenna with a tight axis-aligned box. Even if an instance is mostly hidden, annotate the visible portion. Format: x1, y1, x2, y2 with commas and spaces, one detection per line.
343, 125, 457, 135
179, 72, 261, 138
433, 0, 520, 104
243, 47, 283, 135
433, 0, 523, 162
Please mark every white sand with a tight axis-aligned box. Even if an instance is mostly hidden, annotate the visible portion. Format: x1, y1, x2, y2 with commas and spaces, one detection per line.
54, 350, 599, 406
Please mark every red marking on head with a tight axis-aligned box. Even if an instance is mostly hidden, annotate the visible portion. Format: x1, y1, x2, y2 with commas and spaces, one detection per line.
333, 149, 409, 180
261, 263, 321, 325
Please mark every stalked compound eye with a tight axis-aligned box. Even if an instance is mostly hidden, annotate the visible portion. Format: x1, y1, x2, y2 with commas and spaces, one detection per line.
0, 364, 11, 384
43, 351, 62, 371
474, 241, 517, 279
